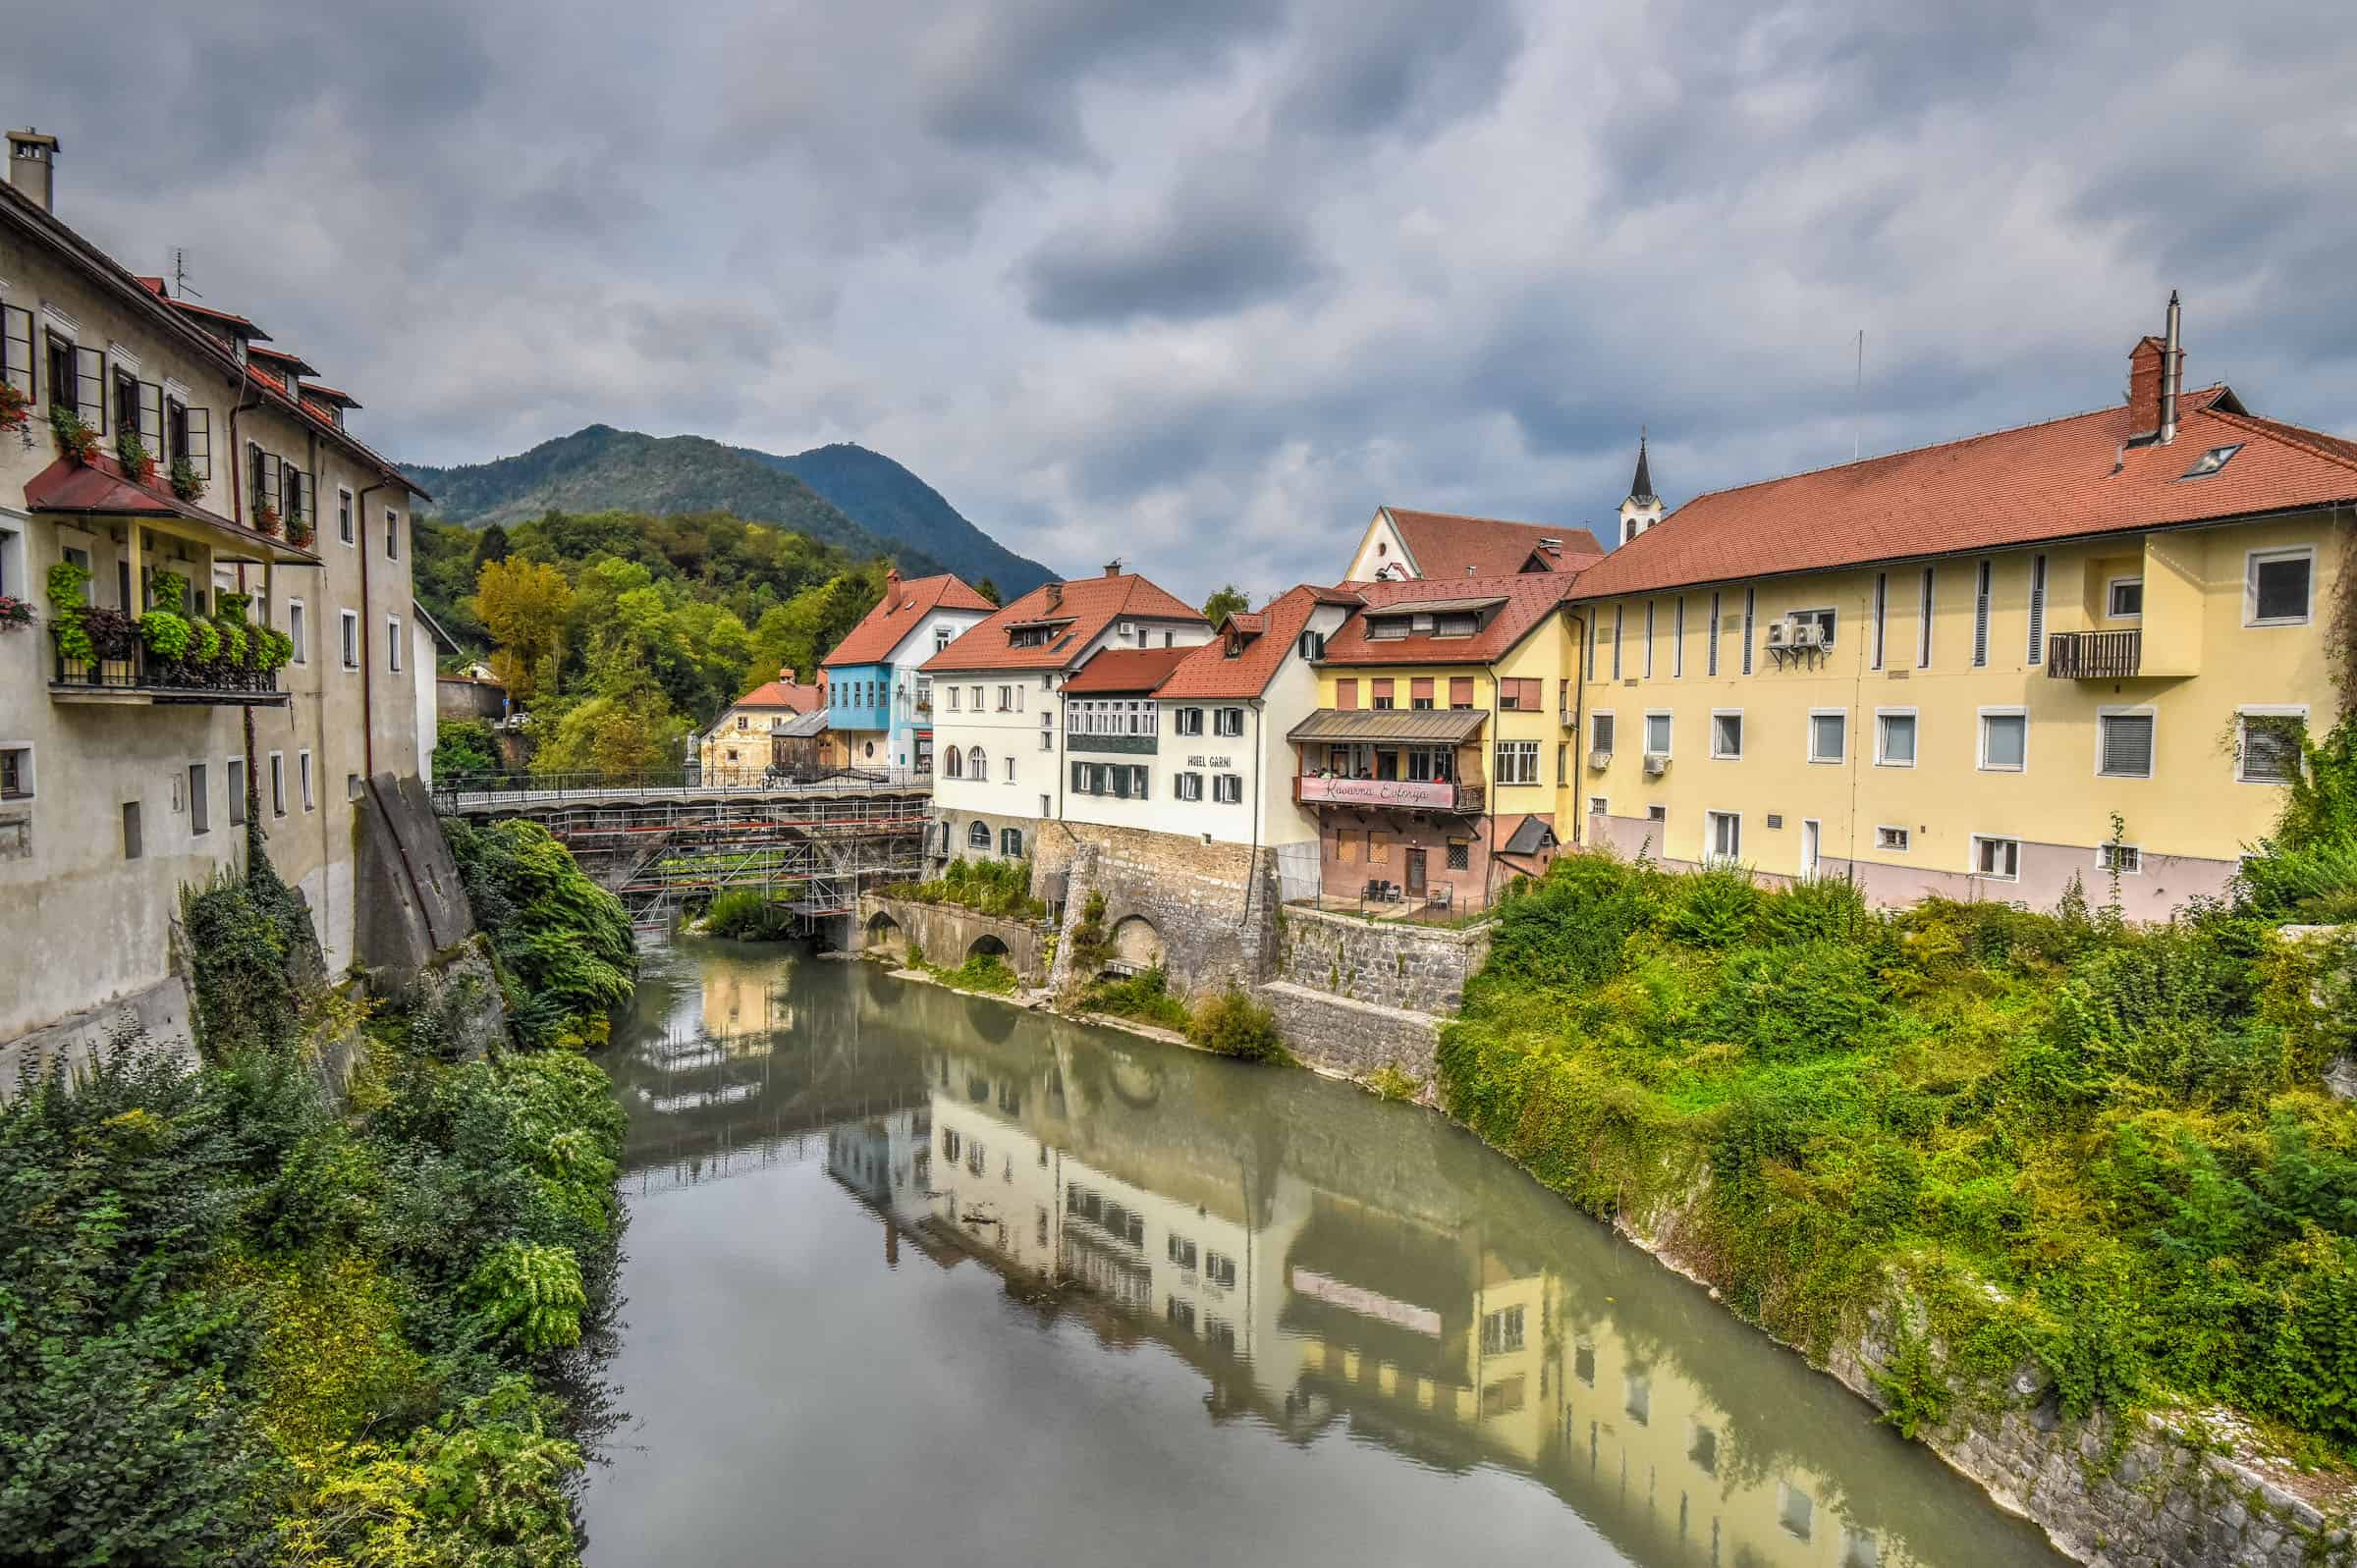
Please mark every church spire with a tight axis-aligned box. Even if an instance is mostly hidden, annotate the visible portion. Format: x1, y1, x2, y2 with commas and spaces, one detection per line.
1617, 426, 1666, 546
1629, 426, 1656, 505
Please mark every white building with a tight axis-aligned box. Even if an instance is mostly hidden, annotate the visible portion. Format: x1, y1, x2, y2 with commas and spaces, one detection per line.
817, 568, 996, 775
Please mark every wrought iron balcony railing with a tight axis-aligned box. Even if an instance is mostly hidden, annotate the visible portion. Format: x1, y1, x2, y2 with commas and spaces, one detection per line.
49, 630, 286, 705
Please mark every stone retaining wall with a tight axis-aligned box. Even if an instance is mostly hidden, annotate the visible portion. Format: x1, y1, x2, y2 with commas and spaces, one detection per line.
1274, 903, 1490, 1016
1036, 821, 1273, 993
1256, 981, 1440, 1089
857, 894, 1050, 985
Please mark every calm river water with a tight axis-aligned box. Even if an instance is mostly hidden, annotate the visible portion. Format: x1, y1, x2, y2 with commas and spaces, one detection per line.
580, 938, 2062, 1568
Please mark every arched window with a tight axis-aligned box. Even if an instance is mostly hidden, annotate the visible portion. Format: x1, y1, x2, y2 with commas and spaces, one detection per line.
967, 745, 986, 778
1000, 827, 1023, 857
944, 748, 962, 779
968, 820, 992, 849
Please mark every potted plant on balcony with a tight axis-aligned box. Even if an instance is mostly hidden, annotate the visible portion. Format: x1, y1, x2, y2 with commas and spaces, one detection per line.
46, 560, 94, 661
137, 607, 192, 666
115, 428, 157, 486
287, 514, 316, 549
168, 456, 203, 502
0, 382, 30, 446
48, 404, 99, 464
251, 502, 282, 537
0, 594, 33, 631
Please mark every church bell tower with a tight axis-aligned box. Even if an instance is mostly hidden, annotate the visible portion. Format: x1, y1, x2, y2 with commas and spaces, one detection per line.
1617, 429, 1664, 545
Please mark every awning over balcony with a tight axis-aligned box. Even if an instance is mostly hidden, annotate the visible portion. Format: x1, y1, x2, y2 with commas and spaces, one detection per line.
23, 455, 320, 565
1287, 707, 1488, 745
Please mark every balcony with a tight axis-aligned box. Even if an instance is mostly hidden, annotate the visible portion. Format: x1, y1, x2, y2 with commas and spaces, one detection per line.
50, 631, 287, 706
1069, 731, 1156, 755
2047, 629, 2141, 679
1295, 775, 1485, 813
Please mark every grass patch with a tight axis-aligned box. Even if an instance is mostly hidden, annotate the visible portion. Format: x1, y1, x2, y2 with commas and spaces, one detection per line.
1077, 966, 1190, 1030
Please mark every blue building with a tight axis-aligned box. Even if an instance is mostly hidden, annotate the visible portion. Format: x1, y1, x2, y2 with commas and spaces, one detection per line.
820, 570, 998, 774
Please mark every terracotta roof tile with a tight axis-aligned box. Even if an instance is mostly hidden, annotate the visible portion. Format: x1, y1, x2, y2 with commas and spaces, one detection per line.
1383, 509, 1605, 578
1156, 584, 1332, 700
1318, 572, 1576, 667
1572, 385, 2357, 601
821, 573, 995, 668
1061, 645, 1197, 694
921, 570, 1203, 673
730, 674, 826, 712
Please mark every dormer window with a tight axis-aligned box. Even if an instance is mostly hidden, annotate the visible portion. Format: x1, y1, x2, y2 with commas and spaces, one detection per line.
1366, 616, 1410, 641
1433, 612, 1477, 638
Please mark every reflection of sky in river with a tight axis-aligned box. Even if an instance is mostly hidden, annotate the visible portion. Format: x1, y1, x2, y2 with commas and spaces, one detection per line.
584, 940, 2063, 1568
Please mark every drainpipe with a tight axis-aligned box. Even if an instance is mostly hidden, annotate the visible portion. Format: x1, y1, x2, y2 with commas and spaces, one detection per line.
225, 367, 264, 875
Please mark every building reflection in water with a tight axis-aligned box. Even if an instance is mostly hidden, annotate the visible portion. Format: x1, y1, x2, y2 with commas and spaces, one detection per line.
608, 943, 2016, 1568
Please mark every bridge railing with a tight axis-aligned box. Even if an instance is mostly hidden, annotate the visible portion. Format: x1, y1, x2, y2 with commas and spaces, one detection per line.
432, 767, 933, 811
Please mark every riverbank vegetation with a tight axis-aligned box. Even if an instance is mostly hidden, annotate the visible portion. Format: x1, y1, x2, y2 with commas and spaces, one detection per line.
0, 825, 630, 1564
700, 889, 798, 942
1439, 725, 2357, 1464
443, 816, 637, 1049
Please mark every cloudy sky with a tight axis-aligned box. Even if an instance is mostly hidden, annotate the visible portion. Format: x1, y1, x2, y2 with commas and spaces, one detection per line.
9, 2, 2354, 599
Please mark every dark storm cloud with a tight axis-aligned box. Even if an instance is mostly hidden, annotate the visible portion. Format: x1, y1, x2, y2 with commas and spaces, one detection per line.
4, 0, 2351, 603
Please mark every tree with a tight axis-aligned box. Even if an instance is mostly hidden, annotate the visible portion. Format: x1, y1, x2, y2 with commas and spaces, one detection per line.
528, 638, 689, 778
470, 521, 511, 574
975, 577, 1002, 606
1202, 583, 1249, 624
470, 557, 574, 702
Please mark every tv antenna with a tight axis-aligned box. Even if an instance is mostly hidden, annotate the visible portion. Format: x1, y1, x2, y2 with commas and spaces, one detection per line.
170, 248, 201, 301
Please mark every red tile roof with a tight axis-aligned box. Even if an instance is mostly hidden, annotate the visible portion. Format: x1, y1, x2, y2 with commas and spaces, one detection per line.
1382, 509, 1605, 578
821, 572, 996, 669
1060, 645, 1197, 694
921, 570, 1204, 673
729, 672, 826, 712
23, 452, 319, 562
163, 296, 271, 341
1318, 572, 1577, 667
1571, 385, 2357, 601
249, 344, 320, 377
1156, 584, 1340, 700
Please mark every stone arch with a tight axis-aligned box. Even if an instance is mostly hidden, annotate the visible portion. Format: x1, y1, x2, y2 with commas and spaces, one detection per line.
1108, 914, 1165, 972
864, 910, 905, 958
966, 933, 1011, 962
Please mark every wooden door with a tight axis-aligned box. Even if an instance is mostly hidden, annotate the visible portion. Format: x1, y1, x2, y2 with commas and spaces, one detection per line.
1405, 847, 1428, 897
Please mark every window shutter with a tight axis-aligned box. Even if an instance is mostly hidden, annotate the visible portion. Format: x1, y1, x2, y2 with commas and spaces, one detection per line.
0, 305, 30, 395
1972, 560, 1992, 667
74, 346, 106, 431
1337, 680, 1357, 711
1411, 677, 1434, 703
2027, 555, 2047, 664
186, 406, 211, 478
137, 380, 163, 454
2101, 715, 2153, 777
1070, 760, 1086, 792
1450, 676, 1473, 708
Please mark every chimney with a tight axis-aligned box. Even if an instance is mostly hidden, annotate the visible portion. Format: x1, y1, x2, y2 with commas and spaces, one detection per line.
1103, 560, 1122, 577
885, 567, 902, 602
6, 129, 59, 214
780, 667, 795, 684
2159, 290, 2183, 446
2127, 336, 2165, 431
1044, 581, 1063, 611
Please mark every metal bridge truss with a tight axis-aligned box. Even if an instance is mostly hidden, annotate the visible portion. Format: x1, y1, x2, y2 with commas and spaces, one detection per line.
526, 793, 933, 924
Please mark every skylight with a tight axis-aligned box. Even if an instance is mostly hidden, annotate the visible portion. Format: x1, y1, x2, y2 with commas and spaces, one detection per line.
2180, 443, 2242, 479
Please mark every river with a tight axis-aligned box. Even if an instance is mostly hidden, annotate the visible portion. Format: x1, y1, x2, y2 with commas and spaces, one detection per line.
580, 938, 2063, 1567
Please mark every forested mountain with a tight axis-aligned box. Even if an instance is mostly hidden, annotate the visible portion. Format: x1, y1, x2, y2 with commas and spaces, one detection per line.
404, 426, 1052, 594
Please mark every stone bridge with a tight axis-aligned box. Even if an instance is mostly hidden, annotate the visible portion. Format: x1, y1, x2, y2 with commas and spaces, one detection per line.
857, 894, 1052, 985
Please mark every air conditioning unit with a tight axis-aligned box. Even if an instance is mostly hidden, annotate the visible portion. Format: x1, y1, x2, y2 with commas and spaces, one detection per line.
1587, 748, 1613, 771
1643, 753, 1669, 777
1765, 621, 1789, 648
1787, 621, 1821, 650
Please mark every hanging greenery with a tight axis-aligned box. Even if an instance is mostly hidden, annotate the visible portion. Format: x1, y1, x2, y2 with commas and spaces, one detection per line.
114, 427, 155, 484
47, 402, 98, 463
137, 609, 192, 663
0, 381, 29, 435
188, 619, 222, 664
167, 455, 202, 501
46, 559, 93, 661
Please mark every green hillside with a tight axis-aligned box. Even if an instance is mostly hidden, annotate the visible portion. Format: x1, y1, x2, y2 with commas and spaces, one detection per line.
404, 425, 1052, 593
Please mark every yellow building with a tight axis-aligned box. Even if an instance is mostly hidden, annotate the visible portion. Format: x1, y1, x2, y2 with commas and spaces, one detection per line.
1569, 303, 2352, 918
1291, 573, 1581, 909
695, 667, 826, 784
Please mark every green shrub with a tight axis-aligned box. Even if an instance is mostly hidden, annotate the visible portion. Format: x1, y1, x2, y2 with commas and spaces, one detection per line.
433, 718, 502, 778
1186, 989, 1288, 1062
1660, 866, 1763, 948
1080, 965, 1189, 1029
886, 857, 1047, 920
704, 890, 795, 941
1366, 1064, 1422, 1103
441, 816, 635, 1049
938, 950, 1017, 994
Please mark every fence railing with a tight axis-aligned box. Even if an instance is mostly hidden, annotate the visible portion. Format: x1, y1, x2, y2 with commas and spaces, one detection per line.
432, 766, 933, 810
2047, 629, 2141, 679
50, 629, 285, 703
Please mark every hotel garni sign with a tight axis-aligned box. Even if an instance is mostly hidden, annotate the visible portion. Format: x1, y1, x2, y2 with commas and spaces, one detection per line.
1297, 776, 1457, 807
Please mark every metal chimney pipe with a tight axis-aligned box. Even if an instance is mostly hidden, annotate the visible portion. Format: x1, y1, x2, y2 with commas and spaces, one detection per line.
2159, 290, 2182, 446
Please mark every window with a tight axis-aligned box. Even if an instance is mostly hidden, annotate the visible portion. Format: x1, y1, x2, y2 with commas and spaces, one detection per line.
0, 745, 29, 800
1038, 724, 1053, 751
1213, 774, 1242, 804
946, 686, 961, 711
1871, 572, 1887, 671
1176, 707, 1203, 736
268, 752, 287, 817
387, 616, 403, 673
1497, 677, 1539, 711
1000, 827, 1022, 856
2108, 577, 2144, 619
2247, 548, 2314, 625
2099, 842, 2142, 875
2181, 442, 2243, 478
122, 800, 142, 860
2097, 711, 2155, 779
340, 610, 359, 671
1706, 810, 1741, 864
1587, 795, 1608, 815
1002, 755, 1015, 784
1672, 597, 1685, 678
1877, 710, 1917, 768
944, 747, 963, 780
227, 758, 247, 827
384, 509, 401, 560
1876, 825, 1909, 852
1205, 1253, 1237, 1290
1707, 592, 1722, 676
1410, 677, 1434, 709
347, 773, 362, 801
1297, 629, 1326, 660
299, 751, 314, 811
1645, 803, 1666, 823
187, 763, 210, 835
1611, 604, 1624, 679
970, 684, 983, 709
287, 600, 307, 664
1481, 1306, 1526, 1355
1808, 710, 1846, 763
1979, 709, 2027, 772
1972, 836, 2021, 881
1585, 614, 1600, 680
1971, 559, 1992, 667
2238, 710, 2306, 784
2027, 554, 2047, 664
1917, 568, 1935, 668
968, 820, 992, 848
1449, 676, 1474, 709
1740, 588, 1756, 675
1447, 839, 1469, 871
1644, 711, 1672, 756
1496, 740, 1539, 785
1590, 712, 1616, 755
1371, 678, 1395, 710
0, 304, 30, 402
1168, 1235, 1198, 1271
1712, 711, 1742, 759
1176, 772, 1203, 801
337, 487, 355, 545
1643, 601, 1656, 678
967, 744, 985, 778
1215, 707, 1243, 737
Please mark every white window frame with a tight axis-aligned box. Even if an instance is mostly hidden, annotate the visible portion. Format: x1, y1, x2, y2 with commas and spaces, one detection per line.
1710, 708, 1743, 761
1642, 709, 1672, 758
1875, 824, 1910, 853
1672, 597, 1685, 678
1704, 809, 1742, 866
226, 756, 248, 828
1215, 707, 1243, 738
1496, 740, 1541, 786
0, 512, 25, 603
267, 750, 286, 817
384, 507, 401, 561
2094, 705, 2158, 780
1917, 567, 1935, 668
1806, 707, 1847, 765
2096, 841, 2144, 876
287, 598, 307, 665
1976, 706, 2028, 774
188, 760, 210, 836
1175, 772, 1203, 802
2106, 575, 2144, 621
299, 749, 314, 811
2244, 546, 2315, 627
1588, 795, 1609, 816
1002, 755, 1015, 784
2236, 704, 2309, 785
386, 615, 403, 674
1589, 709, 1616, 755
1874, 707, 1918, 769
1969, 834, 2022, 882
0, 740, 34, 802
340, 609, 360, 671
1213, 773, 1242, 804
337, 485, 355, 547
